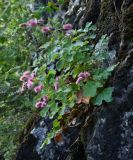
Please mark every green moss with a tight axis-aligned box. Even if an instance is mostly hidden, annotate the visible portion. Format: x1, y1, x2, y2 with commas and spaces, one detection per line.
97, 0, 120, 37
16, 112, 40, 143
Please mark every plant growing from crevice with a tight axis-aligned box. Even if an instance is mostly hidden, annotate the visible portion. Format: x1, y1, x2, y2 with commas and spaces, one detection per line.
19, 17, 116, 148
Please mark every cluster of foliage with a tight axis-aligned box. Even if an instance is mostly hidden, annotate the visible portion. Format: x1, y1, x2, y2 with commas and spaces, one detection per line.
0, 0, 115, 158
0, 1, 66, 158
19, 18, 115, 147
0, 0, 36, 159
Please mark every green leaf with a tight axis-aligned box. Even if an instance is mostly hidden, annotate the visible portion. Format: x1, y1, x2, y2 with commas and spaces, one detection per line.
63, 87, 72, 93
56, 60, 64, 71
106, 64, 118, 72
83, 80, 102, 97
52, 53, 59, 61
93, 69, 111, 81
53, 119, 60, 130
49, 103, 59, 119
89, 25, 97, 31
73, 41, 84, 47
58, 0, 64, 4
40, 107, 49, 117
89, 34, 96, 39
39, 42, 51, 49
48, 2, 59, 11
69, 101, 75, 108
93, 87, 114, 106
85, 22, 92, 28
48, 69, 56, 76
65, 54, 74, 62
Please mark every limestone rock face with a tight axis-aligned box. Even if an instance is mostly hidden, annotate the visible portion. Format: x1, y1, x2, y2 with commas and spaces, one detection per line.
86, 54, 133, 159
16, 0, 133, 160
85, 1, 133, 159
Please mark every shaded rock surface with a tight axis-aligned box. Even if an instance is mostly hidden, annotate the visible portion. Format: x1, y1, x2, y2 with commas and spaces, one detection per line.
85, 1, 133, 160
86, 50, 133, 160
16, 114, 85, 160
16, 0, 133, 160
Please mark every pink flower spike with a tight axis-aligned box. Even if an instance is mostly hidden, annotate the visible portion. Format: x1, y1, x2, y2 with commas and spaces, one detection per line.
27, 80, 34, 89
39, 84, 44, 90
29, 73, 36, 81
27, 19, 38, 27
34, 84, 44, 93
55, 76, 60, 81
78, 72, 91, 78
20, 75, 27, 81
35, 101, 46, 109
42, 96, 48, 103
76, 77, 83, 84
41, 26, 51, 33
78, 72, 85, 78
54, 81, 59, 91
84, 72, 91, 78
23, 71, 30, 76
63, 24, 73, 30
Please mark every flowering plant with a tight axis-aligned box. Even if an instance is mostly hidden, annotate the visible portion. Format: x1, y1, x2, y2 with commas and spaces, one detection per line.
19, 18, 116, 147
0, 0, 116, 156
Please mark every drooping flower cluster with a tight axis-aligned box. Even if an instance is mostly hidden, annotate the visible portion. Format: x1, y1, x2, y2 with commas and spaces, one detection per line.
19, 18, 52, 33
27, 19, 38, 27
19, 19, 73, 36
19, 22, 75, 110
34, 84, 44, 93
41, 26, 52, 33
19, 18, 46, 27
63, 24, 73, 30
63, 23, 73, 36
19, 71, 49, 109
76, 72, 90, 84
19, 19, 38, 28
20, 71, 35, 92
35, 96, 48, 109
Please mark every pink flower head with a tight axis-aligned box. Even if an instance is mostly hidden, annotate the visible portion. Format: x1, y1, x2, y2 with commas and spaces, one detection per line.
76, 77, 84, 84
29, 73, 36, 81
27, 79, 34, 89
55, 76, 60, 81
20, 71, 31, 81
76, 71, 90, 84
41, 26, 51, 33
54, 81, 59, 91
20, 75, 27, 81
27, 19, 38, 27
63, 24, 73, 30
19, 23, 27, 28
23, 71, 30, 76
78, 72, 90, 78
84, 72, 90, 78
42, 96, 48, 103
78, 72, 85, 78
34, 84, 44, 93
35, 101, 46, 109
